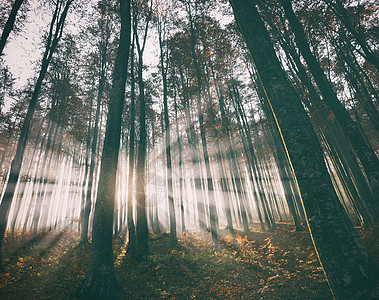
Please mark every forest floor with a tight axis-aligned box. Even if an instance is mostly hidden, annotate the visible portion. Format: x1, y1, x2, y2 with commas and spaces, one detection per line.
0, 223, 377, 299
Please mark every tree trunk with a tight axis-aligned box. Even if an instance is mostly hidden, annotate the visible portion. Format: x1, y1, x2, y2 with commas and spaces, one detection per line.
81, 36, 108, 243
135, 37, 149, 260
173, 94, 185, 233
0, 0, 24, 55
230, 1, 379, 298
76, 0, 131, 297
79, 94, 93, 234
127, 43, 136, 254
158, 22, 176, 244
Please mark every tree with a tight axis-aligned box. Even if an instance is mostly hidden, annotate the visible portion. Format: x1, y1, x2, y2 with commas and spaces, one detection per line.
183, 0, 218, 246
133, 0, 153, 259
0, 0, 73, 271
156, 1, 176, 245
257, 5, 377, 225
169, 33, 206, 230
126, 39, 136, 254
0, 65, 15, 113
281, 0, 379, 216
30, 34, 82, 235
173, 90, 185, 233
0, 0, 25, 55
81, 3, 114, 244
76, 0, 131, 297
325, 0, 379, 73
229, 0, 379, 298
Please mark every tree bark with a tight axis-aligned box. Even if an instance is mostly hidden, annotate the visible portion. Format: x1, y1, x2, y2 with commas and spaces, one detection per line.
0, 0, 24, 55
127, 42, 136, 254
134, 0, 152, 258
79, 94, 93, 235
158, 20, 176, 244
270, 23, 378, 224
229, 1, 379, 298
173, 94, 185, 233
281, 0, 379, 208
81, 32, 109, 243
76, 0, 131, 297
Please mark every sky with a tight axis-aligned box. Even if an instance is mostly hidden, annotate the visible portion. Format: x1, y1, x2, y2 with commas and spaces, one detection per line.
2, 0, 159, 110
3, 0, 47, 89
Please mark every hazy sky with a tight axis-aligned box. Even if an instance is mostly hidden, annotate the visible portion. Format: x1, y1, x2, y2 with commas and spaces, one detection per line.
2, 0, 159, 102
3, 0, 48, 89
2, 0, 235, 114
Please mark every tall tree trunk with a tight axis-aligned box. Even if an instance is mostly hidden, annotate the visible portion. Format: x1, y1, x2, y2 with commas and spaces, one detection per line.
173, 94, 185, 233
134, 27, 149, 260
132, 0, 153, 259
0, 0, 24, 55
250, 59, 304, 229
230, 1, 379, 298
76, 0, 131, 297
158, 21, 176, 244
79, 94, 93, 234
127, 43, 136, 254
81, 37, 108, 243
